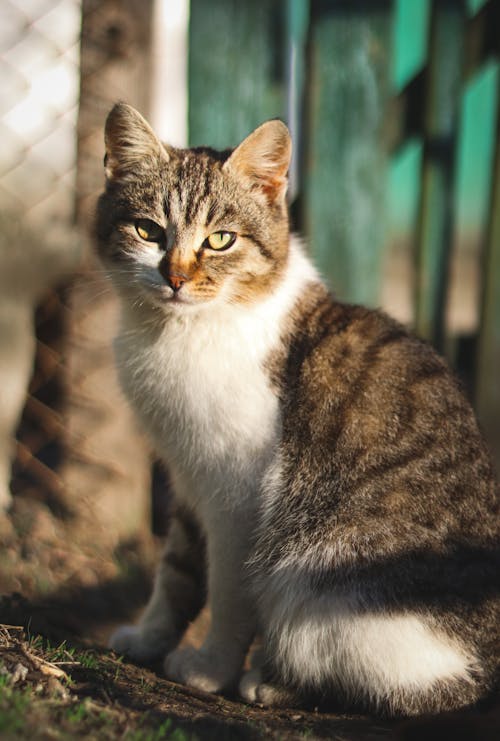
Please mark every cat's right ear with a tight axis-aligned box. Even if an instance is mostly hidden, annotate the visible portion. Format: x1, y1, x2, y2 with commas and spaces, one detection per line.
104, 102, 168, 181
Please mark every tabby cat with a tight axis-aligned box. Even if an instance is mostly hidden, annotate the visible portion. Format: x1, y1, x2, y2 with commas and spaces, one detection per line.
97, 103, 499, 717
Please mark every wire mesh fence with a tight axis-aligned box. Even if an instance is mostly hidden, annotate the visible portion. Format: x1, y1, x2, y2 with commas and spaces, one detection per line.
0, 0, 155, 544
0, 0, 80, 222
0, 0, 80, 516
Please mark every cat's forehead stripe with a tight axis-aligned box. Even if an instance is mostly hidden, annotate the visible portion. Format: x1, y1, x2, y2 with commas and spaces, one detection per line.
206, 201, 218, 225
166, 153, 220, 227
184, 166, 213, 226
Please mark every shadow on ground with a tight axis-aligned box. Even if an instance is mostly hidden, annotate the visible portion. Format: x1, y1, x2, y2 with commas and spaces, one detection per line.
0, 498, 499, 739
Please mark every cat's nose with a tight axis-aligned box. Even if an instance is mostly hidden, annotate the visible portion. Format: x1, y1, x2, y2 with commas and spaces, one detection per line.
158, 258, 189, 292
167, 273, 187, 292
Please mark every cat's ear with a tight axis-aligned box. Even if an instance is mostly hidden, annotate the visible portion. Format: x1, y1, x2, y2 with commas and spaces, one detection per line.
104, 102, 168, 181
223, 120, 291, 204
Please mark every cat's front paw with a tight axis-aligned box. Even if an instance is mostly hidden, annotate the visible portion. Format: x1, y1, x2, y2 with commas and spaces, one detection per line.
108, 624, 176, 663
240, 668, 297, 707
164, 645, 240, 694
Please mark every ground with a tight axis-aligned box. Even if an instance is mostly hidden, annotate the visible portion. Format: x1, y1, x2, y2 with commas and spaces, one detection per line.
0, 622, 394, 741
0, 498, 499, 740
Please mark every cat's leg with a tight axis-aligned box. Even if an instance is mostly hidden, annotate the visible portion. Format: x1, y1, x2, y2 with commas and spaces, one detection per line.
163, 511, 257, 693
109, 506, 205, 662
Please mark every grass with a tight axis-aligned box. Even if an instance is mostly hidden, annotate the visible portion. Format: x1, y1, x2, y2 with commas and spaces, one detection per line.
0, 627, 202, 741
124, 718, 195, 741
0, 681, 196, 741
0, 686, 32, 736
28, 635, 100, 672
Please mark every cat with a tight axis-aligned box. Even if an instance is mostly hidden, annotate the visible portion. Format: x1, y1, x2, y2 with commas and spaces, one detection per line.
96, 102, 499, 717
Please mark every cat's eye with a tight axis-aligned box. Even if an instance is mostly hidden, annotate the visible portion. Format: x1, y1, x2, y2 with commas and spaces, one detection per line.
205, 231, 236, 251
135, 219, 164, 243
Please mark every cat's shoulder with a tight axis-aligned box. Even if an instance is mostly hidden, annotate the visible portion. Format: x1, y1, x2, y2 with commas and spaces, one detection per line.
287, 280, 439, 371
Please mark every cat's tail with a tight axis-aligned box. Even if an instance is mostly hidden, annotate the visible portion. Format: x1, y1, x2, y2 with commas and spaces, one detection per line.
244, 572, 491, 716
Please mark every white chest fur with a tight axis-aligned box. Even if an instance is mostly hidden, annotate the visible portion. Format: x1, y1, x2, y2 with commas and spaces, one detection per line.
113, 242, 317, 508
116, 304, 279, 476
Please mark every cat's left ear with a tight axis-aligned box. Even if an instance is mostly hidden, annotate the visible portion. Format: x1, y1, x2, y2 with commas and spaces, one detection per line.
223, 120, 291, 205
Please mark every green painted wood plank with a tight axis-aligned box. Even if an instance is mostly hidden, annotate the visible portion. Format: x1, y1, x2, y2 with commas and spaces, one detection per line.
414, 0, 464, 348
304, 0, 392, 305
392, 0, 431, 92
285, 0, 310, 200
456, 61, 499, 235
188, 0, 285, 149
476, 75, 500, 472
467, 0, 488, 17
463, 0, 500, 82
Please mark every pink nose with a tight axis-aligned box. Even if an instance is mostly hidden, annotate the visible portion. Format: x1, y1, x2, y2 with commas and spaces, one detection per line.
168, 274, 187, 292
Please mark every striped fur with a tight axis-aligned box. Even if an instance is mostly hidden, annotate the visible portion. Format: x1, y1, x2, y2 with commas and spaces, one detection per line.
99, 104, 499, 717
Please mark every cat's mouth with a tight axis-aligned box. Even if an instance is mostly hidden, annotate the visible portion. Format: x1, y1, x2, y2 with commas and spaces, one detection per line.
145, 283, 211, 310
167, 292, 200, 307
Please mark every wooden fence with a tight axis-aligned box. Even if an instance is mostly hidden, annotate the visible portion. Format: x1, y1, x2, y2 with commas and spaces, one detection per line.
188, 0, 500, 467
3, 0, 499, 540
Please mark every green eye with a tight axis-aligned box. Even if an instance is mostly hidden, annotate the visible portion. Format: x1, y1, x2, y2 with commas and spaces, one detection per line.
206, 231, 236, 251
135, 219, 164, 242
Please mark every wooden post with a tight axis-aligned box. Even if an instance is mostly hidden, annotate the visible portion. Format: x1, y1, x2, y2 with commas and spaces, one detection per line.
62, 0, 155, 544
413, 0, 465, 348
188, 0, 285, 148
285, 0, 310, 202
476, 86, 500, 473
303, 0, 392, 305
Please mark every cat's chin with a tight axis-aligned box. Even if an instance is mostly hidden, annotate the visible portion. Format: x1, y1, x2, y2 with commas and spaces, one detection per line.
146, 289, 216, 312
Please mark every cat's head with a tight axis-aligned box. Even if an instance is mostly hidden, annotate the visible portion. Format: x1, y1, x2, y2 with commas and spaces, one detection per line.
95, 103, 291, 311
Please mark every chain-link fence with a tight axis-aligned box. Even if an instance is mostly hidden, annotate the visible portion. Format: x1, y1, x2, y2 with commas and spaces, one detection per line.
0, 0, 80, 222
0, 0, 157, 548
0, 0, 81, 515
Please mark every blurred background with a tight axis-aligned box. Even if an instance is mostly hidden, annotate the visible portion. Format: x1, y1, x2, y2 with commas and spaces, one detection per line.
0, 0, 499, 608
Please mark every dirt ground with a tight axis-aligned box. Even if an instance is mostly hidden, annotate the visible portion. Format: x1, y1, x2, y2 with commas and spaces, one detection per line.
1, 497, 499, 741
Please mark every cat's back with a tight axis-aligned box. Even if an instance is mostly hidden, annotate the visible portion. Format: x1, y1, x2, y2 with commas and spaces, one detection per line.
274, 286, 498, 547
